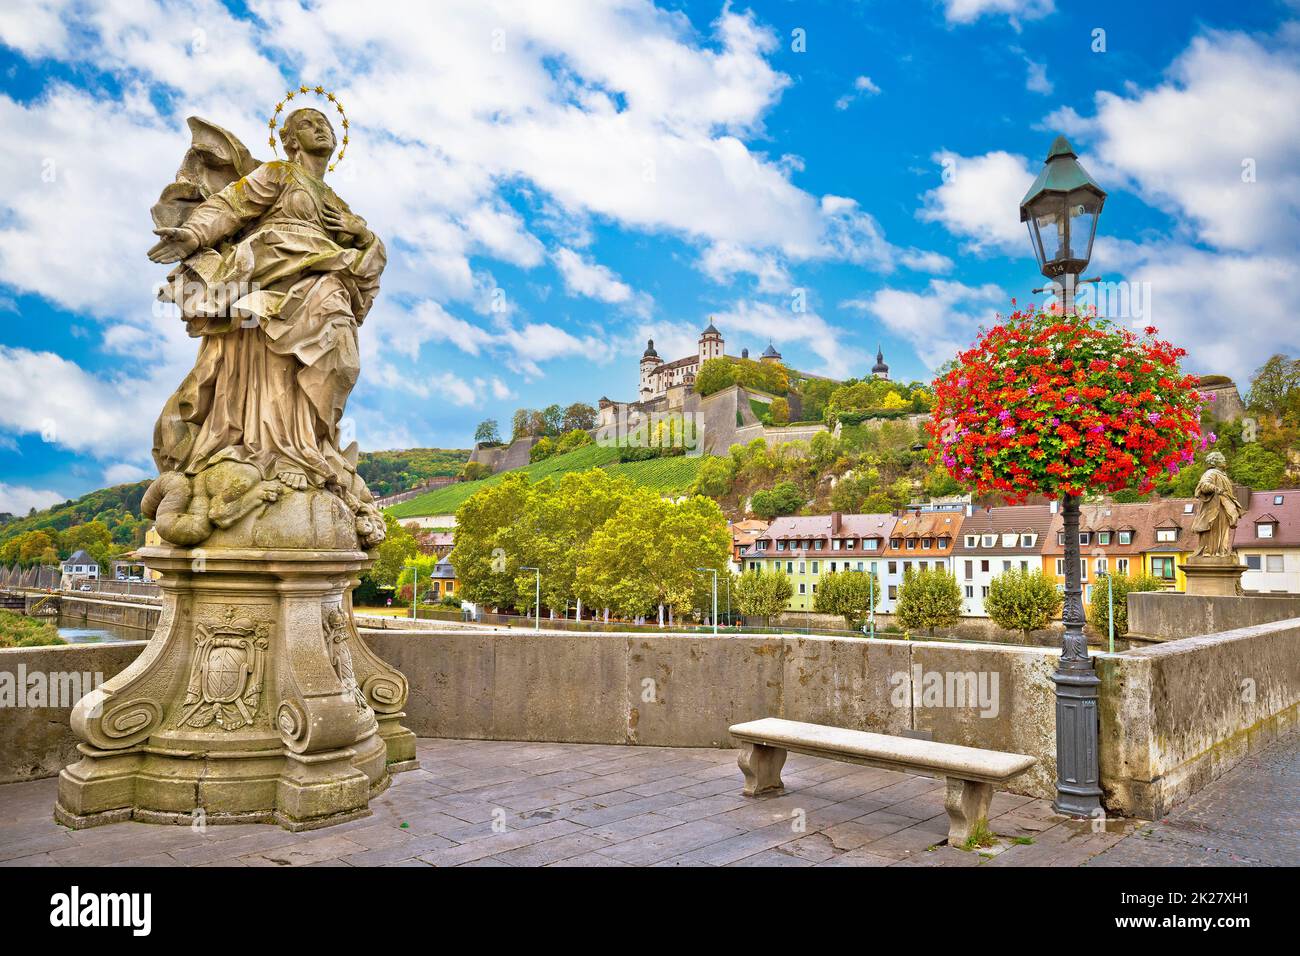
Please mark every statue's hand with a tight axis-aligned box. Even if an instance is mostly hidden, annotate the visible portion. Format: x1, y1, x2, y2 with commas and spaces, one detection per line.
322, 201, 372, 245
148, 227, 200, 263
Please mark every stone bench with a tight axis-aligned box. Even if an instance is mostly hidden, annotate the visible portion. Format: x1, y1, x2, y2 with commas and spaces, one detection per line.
729, 717, 1036, 845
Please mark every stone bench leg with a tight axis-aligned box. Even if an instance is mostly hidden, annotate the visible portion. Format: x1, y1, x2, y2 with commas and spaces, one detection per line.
944, 777, 993, 845
737, 742, 786, 797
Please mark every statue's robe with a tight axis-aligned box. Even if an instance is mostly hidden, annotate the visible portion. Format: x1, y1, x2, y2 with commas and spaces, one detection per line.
1191, 468, 1242, 556
153, 160, 385, 491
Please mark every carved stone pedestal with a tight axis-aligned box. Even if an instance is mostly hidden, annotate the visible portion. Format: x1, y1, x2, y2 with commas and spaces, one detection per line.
1180, 555, 1246, 597
55, 547, 416, 832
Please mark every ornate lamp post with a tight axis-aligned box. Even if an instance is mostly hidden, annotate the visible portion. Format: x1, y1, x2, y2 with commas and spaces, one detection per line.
1020, 136, 1106, 818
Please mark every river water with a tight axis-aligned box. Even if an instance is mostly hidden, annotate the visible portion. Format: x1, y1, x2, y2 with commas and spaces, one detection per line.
56, 614, 152, 644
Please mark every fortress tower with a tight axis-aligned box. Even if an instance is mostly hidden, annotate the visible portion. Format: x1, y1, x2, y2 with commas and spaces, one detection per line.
698, 321, 724, 363
639, 339, 663, 401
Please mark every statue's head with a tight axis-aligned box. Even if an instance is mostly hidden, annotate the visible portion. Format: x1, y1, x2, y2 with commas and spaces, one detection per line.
278, 108, 336, 164
1206, 450, 1227, 468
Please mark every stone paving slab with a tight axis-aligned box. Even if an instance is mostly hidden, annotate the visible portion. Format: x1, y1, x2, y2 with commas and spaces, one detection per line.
0, 733, 1293, 867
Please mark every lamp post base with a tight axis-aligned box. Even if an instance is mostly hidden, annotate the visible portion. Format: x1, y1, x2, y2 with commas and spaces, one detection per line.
1051, 663, 1104, 818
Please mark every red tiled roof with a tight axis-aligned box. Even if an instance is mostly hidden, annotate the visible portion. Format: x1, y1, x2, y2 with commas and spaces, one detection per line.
1234, 488, 1300, 548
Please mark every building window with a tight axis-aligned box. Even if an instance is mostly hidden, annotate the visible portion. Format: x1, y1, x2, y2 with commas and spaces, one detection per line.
1055, 558, 1065, 576
964, 560, 973, 580
980, 560, 989, 573
1002, 560, 1011, 572
906, 539, 917, 550
982, 535, 995, 548
965, 535, 977, 547
859, 562, 867, 572
1117, 558, 1129, 575
811, 584, 817, 593
1118, 531, 1133, 545
1095, 557, 1106, 575
935, 560, 946, 571
829, 562, 837, 573
888, 586, 898, 600
1057, 532, 1066, 546
922, 538, 932, 550
1020, 533, 1035, 548
1274, 495, 1284, 505
846, 539, 856, 549
1152, 557, 1175, 580
814, 540, 823, 551
1020, 561, 1029, 572
965, 586, 974, 598
1080, 559, 1088, 582
918, 562, 927, 571
890, 537, 902, 549
1098, 531, 1111, 545
1257, 523, 1275, 538
981, 586, 990, 598
832, 539, 841, 551
1266, 554, 1285, 573
1155, 528, 1176, 543
799, 583, 806, 594
749, 562, 759, 571
887, 561, 897, 575
776, 541, 785, 551
786, 562, 793, 573
811, 561, 819, 574
799, 562, 805, 574
863, 539, 876, 550
1245, 555, 1262, 570
1079, 532, 1090, 546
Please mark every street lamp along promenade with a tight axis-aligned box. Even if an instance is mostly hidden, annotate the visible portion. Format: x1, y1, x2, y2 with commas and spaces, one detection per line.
1019, 135, 1107, 819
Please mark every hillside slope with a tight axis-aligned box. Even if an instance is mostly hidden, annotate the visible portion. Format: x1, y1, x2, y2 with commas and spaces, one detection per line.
387, 444, 707, 518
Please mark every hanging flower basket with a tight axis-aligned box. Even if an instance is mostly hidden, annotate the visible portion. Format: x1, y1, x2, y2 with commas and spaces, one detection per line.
928, 304, 1209, 502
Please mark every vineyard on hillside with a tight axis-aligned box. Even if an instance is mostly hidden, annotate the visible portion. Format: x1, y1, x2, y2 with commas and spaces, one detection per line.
387, 443, 706, 518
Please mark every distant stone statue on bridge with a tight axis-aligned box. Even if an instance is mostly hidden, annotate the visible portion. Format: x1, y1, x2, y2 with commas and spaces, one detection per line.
1182, 451, 1247, 596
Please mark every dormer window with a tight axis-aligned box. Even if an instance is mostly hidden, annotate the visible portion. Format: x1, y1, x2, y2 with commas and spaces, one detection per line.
982, 534, 996, 548
1155, 528, 1177, 543
1020, 533, 1036, 548
890, 537, 902, 549
1274, 495, 1284, 506
922, 537, 932, 550
1257, 522, 1275, 539
1098, 531, 1111, 545
965, 535, 977, 547
1118, 530, 1133, 545
1079, 532, 1090, 546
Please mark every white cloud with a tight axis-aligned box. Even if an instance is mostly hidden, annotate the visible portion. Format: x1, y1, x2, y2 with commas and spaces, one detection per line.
1047, 31, 1300, 253
842, 279, 1005, 369
918, 149, 1034, 255
103, 462, 149, 484
0, 482, 65, 514
941, 0, 1055, 27
834, 75, 882, 111
0, 346, 165, 461
552, 247, 635, 305
699, 242, 792, 293
1024, 58, 1052, 95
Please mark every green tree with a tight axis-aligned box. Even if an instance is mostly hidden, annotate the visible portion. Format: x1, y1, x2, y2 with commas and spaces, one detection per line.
769, 397, 790, 424
529, 435, 556, 462
733, 568, 794, 626
367, 513, 421, 590
1230, 443, 1286, 490
690, 455, 734, 498
561, 402, 597, 432
750, 480, 803, 520
556, 428, 594, 455
450, 473, 536, 610
1087, 573, 1164, 637
813, 570, 880, 629
474, 419, 501, 445
895, 567, 963, 636
1246, 354, 1300, 416
511, 408, 532, 440
983, 568, 1062, 637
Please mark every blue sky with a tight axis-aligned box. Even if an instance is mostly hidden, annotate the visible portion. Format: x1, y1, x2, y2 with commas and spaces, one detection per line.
1, 0, 1298, 511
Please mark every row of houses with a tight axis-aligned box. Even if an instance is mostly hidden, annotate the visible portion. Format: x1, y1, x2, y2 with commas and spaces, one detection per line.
736, 489, 1300, 617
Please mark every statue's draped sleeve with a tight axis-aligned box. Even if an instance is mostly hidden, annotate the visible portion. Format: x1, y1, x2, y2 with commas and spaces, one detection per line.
182, 161, 287, 249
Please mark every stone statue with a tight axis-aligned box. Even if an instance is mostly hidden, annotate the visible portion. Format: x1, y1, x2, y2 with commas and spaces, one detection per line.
56, 93, 414, 832
142, 107, 386, 551
1191, 451, 1243, 558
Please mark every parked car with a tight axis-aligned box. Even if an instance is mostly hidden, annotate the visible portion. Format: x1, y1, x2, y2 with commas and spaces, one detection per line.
79, 583, 93, 591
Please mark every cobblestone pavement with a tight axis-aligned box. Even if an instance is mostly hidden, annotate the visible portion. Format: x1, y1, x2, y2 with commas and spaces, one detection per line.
0, 734, 1282, 867
1087, 730, 1299, 867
